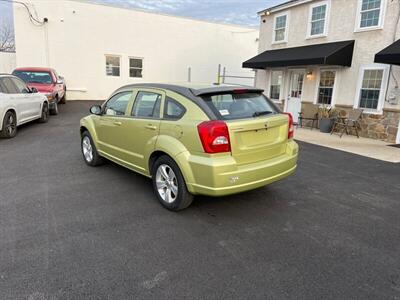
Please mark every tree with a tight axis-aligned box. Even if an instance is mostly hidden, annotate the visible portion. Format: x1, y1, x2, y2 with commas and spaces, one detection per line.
0, 22, 15, 52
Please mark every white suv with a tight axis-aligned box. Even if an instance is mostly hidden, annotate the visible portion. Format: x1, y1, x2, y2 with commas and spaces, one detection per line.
0, 74, 49, 138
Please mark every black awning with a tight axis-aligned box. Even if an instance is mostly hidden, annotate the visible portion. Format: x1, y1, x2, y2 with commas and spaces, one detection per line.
243, 40, 355, 69
375, 39, 400, 65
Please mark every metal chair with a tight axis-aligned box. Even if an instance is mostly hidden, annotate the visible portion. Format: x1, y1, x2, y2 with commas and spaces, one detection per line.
331, 109, 363, 138
298, 105, 319, 130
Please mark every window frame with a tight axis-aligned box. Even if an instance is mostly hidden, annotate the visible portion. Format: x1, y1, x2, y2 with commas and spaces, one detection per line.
102, 91, 133, 116
354, 0, 386, 32
314, 68, 338, 106
129, 57, 144, 78
272, 11, 289, 44
268, 69, 285, 103
0, 77, 19, 94
105, 54, 121, 77
354, 64, 389, 114
307, 0, 330, 39
131, 90, 163, 120
163, 97, 186, 121
10, 77, 30, 94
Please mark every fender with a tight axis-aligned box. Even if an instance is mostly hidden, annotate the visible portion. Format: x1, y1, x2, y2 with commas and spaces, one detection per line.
151, 134, 196, 185
0, 104, 17, 131
80, 116, 100, 149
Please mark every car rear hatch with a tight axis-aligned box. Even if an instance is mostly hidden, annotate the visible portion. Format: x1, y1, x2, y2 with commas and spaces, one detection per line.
198, 89, 289, 165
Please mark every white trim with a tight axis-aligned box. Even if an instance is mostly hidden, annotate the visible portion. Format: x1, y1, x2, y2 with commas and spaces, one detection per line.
105, 54, 121, 77
128, 56, 144, 78
272, 11, 290, 44
306, 0, 330, 39
354, 0, 386, 32
313, 67, 339, 106
353, 63, 390, 114
258, 0, 313, 15
286, 68, 306, 107
267, 69, 285, 103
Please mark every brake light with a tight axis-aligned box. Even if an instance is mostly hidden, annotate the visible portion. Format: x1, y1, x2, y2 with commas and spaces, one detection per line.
284, 112, 294, 139
233, 89, 248, 94
197, 120, 231, 153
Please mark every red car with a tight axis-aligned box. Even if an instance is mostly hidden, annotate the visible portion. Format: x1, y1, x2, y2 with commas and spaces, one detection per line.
12, 67, 66, 115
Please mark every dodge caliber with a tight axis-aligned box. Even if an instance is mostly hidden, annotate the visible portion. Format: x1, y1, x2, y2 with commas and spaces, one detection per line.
80, 84, 298, 210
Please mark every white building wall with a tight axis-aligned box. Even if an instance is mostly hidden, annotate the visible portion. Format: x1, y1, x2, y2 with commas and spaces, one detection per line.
0, 52, 16, 73
13, 0, 259, 100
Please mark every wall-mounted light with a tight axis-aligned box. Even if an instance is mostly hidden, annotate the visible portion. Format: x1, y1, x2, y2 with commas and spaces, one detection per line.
306, 71, 313, 80
266, 11, 271, 16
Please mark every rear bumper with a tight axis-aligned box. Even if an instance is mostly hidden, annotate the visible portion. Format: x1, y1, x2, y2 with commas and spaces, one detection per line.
178, 140, 299, 197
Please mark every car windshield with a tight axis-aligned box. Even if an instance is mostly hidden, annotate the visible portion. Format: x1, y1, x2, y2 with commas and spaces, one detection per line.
201, 92, 279, 120
13, 71, 53, 84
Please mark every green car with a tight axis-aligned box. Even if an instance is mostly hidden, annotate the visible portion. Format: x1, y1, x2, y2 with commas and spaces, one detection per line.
80, 84, 298, 211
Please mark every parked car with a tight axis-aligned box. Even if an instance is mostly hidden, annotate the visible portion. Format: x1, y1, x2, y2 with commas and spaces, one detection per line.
12, 67, 66, 115
0, 74, 49, 138
80, 84, 298, 211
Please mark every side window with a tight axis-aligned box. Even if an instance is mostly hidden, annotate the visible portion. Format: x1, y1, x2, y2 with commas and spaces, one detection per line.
104, 91, 132, 116
132, 91, 161, 118
11, 78, 30, 93
0, 77, 19, 94
164, 97, 186, 120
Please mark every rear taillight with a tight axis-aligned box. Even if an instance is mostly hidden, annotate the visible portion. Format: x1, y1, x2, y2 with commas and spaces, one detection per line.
197, 120, 231, 153
284, 112, 294, 139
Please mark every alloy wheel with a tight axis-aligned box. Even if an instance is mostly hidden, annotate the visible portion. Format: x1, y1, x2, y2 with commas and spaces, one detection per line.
6, 114, 16, 136
82, 136, 93, 162
156, 164, 178, 203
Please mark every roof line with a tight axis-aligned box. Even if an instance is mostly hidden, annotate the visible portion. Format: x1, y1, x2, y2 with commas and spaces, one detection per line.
258, 0, 313, 15
67, 0, 258, 30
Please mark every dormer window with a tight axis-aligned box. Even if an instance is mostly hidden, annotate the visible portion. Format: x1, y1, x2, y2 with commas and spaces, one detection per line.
273, 12, 289, 43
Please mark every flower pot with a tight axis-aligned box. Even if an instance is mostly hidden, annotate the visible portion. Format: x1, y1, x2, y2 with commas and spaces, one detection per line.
319, 118, 334, 133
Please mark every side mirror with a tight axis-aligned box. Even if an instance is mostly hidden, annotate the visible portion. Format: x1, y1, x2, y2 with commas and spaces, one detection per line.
30, 87, 38, 93
56, 79, 63, 84
90, 105, 102, 115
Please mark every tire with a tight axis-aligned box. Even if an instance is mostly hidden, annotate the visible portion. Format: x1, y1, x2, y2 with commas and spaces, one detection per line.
152, 155, 193, 211
38, 102, 49, 123
59, 90, 66, 104
0, 110, 17, 138
81, 131, 103, 166
50, 100, 59, 115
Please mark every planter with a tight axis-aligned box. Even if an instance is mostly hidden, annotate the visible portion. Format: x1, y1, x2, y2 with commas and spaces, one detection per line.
319, 118, 334, 133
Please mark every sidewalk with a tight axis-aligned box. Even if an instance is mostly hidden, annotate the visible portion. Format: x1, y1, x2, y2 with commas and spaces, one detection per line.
295, 128, 400, 163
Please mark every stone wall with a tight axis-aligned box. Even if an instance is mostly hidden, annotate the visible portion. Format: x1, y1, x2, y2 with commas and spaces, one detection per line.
300, 103, 400, 143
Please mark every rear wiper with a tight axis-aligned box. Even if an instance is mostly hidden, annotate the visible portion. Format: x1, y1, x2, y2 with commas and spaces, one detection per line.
253, 110, 273, 117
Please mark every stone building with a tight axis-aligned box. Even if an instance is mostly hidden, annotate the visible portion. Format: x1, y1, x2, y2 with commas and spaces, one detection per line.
244, 0, 400, 143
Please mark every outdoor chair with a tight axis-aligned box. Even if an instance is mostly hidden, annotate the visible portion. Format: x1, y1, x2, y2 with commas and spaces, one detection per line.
298, 105, 319, 130
331, 109, 363, 138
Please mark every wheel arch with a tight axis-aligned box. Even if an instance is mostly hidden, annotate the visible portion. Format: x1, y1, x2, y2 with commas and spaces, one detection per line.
148, 135, 196, 186
0, 108, 17, 132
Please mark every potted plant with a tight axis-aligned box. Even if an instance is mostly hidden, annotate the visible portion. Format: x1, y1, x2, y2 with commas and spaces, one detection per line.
318, 105, 336, 133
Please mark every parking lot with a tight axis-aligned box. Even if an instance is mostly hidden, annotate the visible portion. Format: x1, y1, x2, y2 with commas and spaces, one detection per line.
1, 101, 399, 299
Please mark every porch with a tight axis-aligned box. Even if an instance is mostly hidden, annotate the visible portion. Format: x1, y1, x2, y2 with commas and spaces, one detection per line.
295, 127, 400, 163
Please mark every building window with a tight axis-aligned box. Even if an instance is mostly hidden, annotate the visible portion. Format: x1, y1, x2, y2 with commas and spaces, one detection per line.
356, 0, 385, 30
129, 58, 143, 78
308, 1, 329, 37
359, 69, 383, 109
106, 55, 120, 76
317, 70, 335, 105
270, 70, 283, 101
355, 65, 389, 113
273, 13, 288, 43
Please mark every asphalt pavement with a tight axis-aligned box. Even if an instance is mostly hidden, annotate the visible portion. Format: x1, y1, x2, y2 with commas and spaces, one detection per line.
0, 101, 399, 299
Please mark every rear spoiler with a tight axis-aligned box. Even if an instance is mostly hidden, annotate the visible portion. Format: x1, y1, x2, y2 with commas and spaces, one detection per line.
190, 86, 264, 97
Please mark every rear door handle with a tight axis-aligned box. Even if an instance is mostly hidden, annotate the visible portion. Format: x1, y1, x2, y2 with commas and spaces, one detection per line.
145, 124, 157, 130
113, 121, 122, 126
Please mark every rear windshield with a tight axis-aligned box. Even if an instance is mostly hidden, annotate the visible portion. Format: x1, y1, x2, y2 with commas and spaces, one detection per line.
201, 92, 280, 120
12, 71, 53, 84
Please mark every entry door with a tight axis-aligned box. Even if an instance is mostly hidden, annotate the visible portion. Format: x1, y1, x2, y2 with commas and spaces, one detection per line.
286, 70, 304, 123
